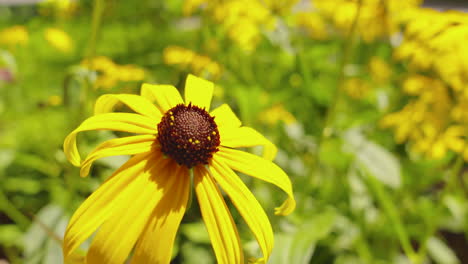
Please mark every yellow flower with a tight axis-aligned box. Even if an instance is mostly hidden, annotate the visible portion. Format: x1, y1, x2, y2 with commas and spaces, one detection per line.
260, 104, 296, 125
40, 0, 78, 17
0, 26, 28, 47
81, 56, 146, 89
163, 46, 222, 79
44, 28, 74, 53
343, 78, 371, 99
62, 74, 295, 263
294, 12, 328, 40
211, 0, 273, 51
315, 0, 422, 42
368, 56, 392, 84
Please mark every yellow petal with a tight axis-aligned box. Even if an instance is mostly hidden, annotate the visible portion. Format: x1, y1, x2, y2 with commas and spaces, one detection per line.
63, 113, 157, 167
94, 94, 162, 120
63, 152, 155, 261
194, 166, 244, 264
80, 134, 157, 177
141, 83, 183, 113
210, 104, 241, 128
86, 153, 176, 264
131, 164, 190, 264
216, 147, 296, 216
184, 74, 214, 110
219, 126, 277, 161
210, 158, 274, 261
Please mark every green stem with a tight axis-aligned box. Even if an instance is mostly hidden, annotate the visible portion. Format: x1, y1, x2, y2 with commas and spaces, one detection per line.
365, 173, 419, 263
0, 189, 30, 230
320, 0, 363, 140
87, 0, 104, 60
416, 156, 464, 261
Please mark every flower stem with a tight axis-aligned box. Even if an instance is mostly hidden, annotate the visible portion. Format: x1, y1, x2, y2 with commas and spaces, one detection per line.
365, 173, 419, 263
320, 0, 362, 140
0, 189, 30, 230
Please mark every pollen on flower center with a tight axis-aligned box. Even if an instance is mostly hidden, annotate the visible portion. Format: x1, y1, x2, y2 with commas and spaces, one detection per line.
157, 103, 220, 168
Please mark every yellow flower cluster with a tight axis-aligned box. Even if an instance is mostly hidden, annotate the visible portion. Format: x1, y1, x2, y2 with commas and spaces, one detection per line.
382, 8, 468, 160
293, 12, 328, 40
163, 46, 221, 79
314, 0, 422, 42
184, 0, 274, 51
81, 56, 146, 90
0, 26, 29, 47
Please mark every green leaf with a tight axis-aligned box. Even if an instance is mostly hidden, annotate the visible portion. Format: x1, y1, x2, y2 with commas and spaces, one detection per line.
268, 210, 336, 264
427, 237, 460, 264
344, 129, 401, 188
0, 224, 22, 247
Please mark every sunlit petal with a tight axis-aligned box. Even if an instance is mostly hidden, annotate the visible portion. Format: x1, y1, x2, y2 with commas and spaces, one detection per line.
210, 158, 274, 261
141, 83, 183, 113
194, 166, 244, 264
63, 152, 157, 261
86, 154, 176, 264
216, 147, 296, 216
185, 74, 214, 110
210, 104, 241, 128
94, 94, 162, 120
63, 113, 157, 166
131, 164, 190, 264
219, 126, 277, 160
80, 134, 157, 177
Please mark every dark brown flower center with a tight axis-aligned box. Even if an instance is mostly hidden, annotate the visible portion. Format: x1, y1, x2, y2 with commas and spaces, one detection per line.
157, 104, 220, 168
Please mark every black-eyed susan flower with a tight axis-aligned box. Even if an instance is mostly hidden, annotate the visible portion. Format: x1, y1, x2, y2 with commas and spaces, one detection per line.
62, 74, 295, 263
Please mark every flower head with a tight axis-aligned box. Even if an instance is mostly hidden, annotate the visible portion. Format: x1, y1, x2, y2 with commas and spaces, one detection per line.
44, 27, 74, 53
63, 74, 295, 263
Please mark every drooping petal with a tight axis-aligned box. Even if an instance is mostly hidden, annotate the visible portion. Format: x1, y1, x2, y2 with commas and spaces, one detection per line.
216, 147, 296, 216
63, 152, 157, 261
80, 134, 157, 177
184, 74, 214, 110
194, 166, 244, 264
219, 126, 277, 161
94, 94, 162, 120
210, 104, 241, 128
131, 164, 190, 264
64, 113, 157, 166
86, 153, 177, 264
210, 158, 274, 261
141, 83, 183, 113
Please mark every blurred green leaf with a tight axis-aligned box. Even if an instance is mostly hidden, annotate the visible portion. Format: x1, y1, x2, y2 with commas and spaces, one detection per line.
268, 210, 336, 264
345, 129, 401, 188
427, 237, 460, 264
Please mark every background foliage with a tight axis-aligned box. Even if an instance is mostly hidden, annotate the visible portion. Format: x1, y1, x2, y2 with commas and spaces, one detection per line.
1, 0, 468, 263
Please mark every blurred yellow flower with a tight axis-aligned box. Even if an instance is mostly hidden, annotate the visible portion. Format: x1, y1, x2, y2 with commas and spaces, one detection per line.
293, 12, 328, 40
260, 104, 296, 126
343, 78, 371, 99
48, 95, 63, 106
62, 75, 295, 264
163, 46, 222, 79
368, 56, 392, 84
0, 26, 28, 47
384, 8, 468, 161
44, 28, 74, 53
206, 0, 274, 51
81, 56, 146, 89
40, 0, 78, 17
315, 0, 422, 42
